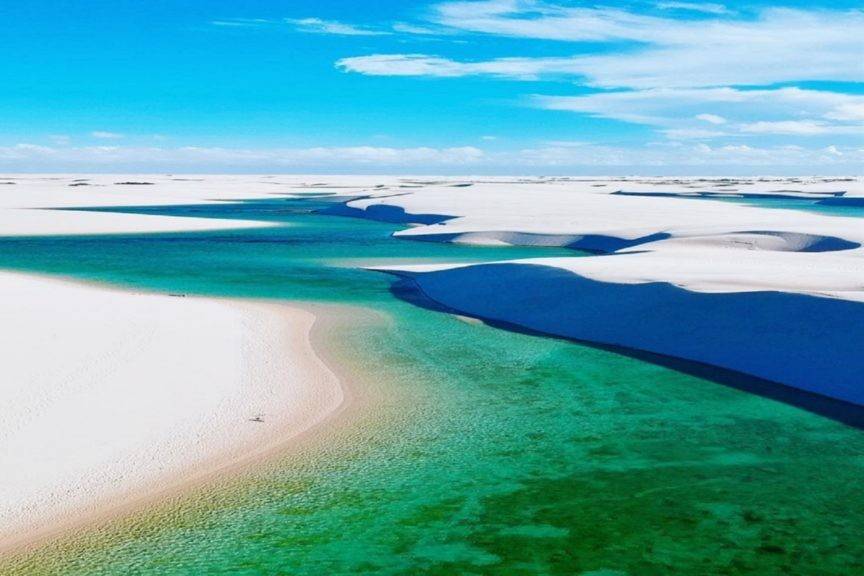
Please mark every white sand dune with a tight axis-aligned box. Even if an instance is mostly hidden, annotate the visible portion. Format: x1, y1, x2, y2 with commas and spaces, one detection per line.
351, 176, 864, 405
0, 173, 374, 236
0, 273, 343, 551
0, 176, 367, 552
351, 175, 864, 301
346, 177, 864, 253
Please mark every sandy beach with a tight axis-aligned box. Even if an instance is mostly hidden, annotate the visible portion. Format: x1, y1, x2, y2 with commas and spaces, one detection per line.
0, 177, 367, 553
0, 272, 344, 553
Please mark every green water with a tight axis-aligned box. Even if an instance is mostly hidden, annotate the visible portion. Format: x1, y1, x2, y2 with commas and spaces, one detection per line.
4, 198, 864, 575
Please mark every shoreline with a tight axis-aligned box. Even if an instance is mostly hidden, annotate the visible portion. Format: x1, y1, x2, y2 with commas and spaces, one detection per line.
0, 272, 356, 557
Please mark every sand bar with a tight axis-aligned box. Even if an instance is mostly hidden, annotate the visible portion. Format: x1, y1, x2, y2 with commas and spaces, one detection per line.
0, 272, 344, 553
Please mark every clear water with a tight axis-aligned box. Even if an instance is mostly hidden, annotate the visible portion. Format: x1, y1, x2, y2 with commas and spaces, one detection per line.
4, 198, 864, 575
707, 196, 864, 218
0, 197, 571, 302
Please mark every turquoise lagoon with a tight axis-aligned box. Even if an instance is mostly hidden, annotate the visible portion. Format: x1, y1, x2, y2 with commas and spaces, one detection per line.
3, 197, 864, 575
712, 196, 864, 218
615, 190, 864, 218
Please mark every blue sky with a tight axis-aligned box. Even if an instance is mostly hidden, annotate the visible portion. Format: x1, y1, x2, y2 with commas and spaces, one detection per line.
1, 0, 862, 174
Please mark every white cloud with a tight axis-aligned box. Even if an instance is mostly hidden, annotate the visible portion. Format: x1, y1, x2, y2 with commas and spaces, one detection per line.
286, 17, 390, 36
1, 142, 861, 174
392, 22, 451, 35
342, 6, 864, 89
91, 131, 124, 139
215, 16, 444, 36
534, 87, 864, 118
542, 140, 588, 148
431, 1, 667, 42
740, 120, 863, 135
534, 87, 864, 140
696, 113, 726, 125
508, 140, 864, 170
719, 144, 752, 152
656, 2, 732, 15
337, 54, 589, 80
0, 144, 484, 170
663, 128, 726, 140
826, 103, 864, 122
5, 143, 55, 154
211, 18, 271, 27
339, 54, 465, 77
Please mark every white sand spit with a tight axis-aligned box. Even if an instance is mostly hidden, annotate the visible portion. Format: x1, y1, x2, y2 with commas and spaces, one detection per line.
0, 272, 343, 551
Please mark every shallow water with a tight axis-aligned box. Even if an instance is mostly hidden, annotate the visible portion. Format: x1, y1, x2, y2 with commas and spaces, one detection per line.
702, 196, 864, 218
617, 190, 864, 218
3, 197, 864, 575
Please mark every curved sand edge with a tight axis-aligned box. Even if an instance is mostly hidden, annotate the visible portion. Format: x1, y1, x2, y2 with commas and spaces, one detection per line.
0, 272, 347, 555
381, 263, 864, 411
